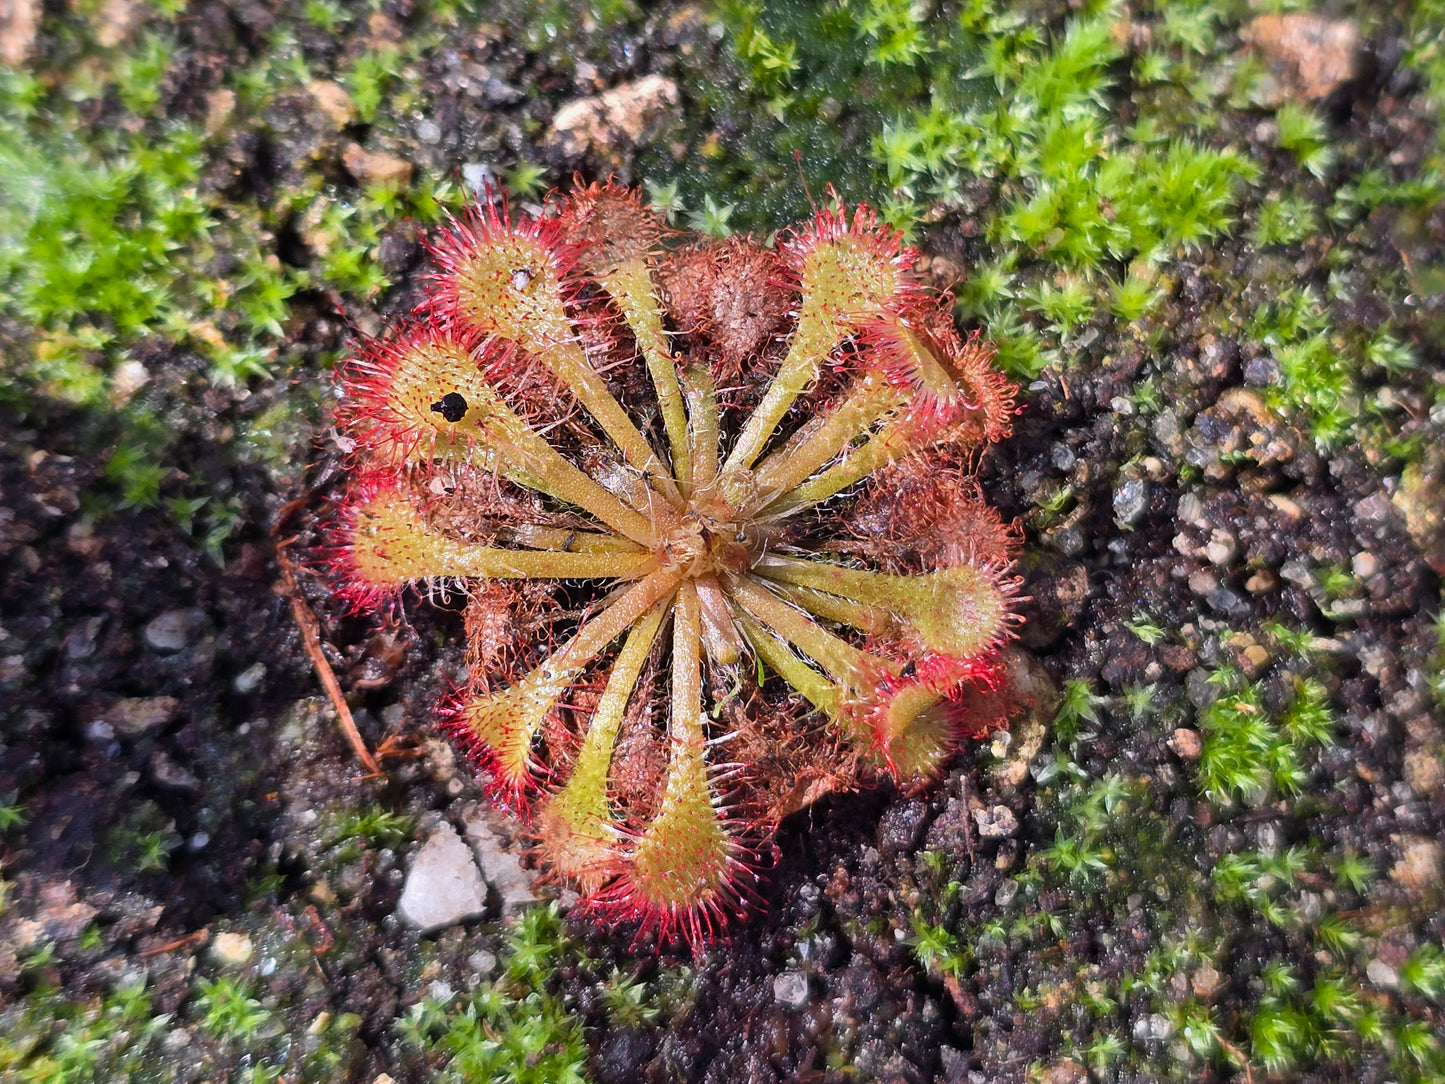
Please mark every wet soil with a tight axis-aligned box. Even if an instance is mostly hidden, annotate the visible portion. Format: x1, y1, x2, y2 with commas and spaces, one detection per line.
1, 1, 1442, 1082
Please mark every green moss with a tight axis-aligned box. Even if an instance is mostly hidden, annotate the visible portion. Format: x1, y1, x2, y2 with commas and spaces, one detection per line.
1402, 944, 1445, 1003
103, 799, 179, 875
599, 969, 664, 1028
194, 976, 276, 1041
850, 3, 1254, 373
395, 905, 591, 1084
0, 980, 170, 1082
0, 799, 28, 834
1251, 190, 1320, 248
344, 45, 401, 124
0, 123, 210, 403
696, 0, 1442, 445
327, 808, 416, 849
0, 0, 482, 546
1194, 666, 1335, 807
909, 913, 971, 977
1051, 677, 1102, 744
930, 622, 1437, 1081
684, 194, 737, 238
1274, 101, 1334, 181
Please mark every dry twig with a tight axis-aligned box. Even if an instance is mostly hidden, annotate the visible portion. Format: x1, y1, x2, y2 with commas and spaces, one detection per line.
275, 540, 383, 778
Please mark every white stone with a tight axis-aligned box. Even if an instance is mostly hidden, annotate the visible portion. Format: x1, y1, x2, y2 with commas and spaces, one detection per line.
143, 609, 203, 653
397, 824, 487, 933
210, 930, 254, 968
973, 805, 1019, 839
465, 816, 537, 917
233, 663, 266, 695
1366, 958, 1400, 990
549, 75, 680, 162
773, 970, 810, 1009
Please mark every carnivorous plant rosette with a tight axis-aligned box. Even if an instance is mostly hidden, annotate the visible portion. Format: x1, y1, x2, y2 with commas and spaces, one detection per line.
328, 184, 1019, 944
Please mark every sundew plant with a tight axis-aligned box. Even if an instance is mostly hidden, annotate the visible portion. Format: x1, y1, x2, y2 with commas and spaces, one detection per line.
328, 185, 1019, 943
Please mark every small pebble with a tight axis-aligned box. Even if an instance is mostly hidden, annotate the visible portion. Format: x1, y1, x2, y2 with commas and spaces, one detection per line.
0, 654, 23, 683
150, 751, 200, 791
1205, 585, 1248, 615
1176, 491, 1207, 529
1256, 823, 1280, 856
1191, 964, 1222, 998
1243, 354, 1280, 386
210, 930, 254, 967
233, 663, 266, 695
1204, 529, 1238, 567
144, 609, 203, 654
65, 616, 105, 660
1185, 669, 1220, 709
341, 143, 413, 188
1389, 835, 1442, 895
110, 359, 150, 401
1153, 410, 1183, 453
1048, 526, 1085, 556
973, 805, 1019, 839
1168, 728, 1203, 759
773, 970, 810, 1010
308, 79, 355, 127
1137, 1012, 1172, 1042
1240, 13, 1362, 102
1351, 551, 1378, 579
1113, 476, 1148, 528
548, 74, 680, 165
1366, 959, 1400, 990
467, 950, 498, 977
1403, 744, 1445, 797
462, 162, 496, 194
1244, 570, 1278, 594
106, 696, 180, 737
465, 816, 538, 916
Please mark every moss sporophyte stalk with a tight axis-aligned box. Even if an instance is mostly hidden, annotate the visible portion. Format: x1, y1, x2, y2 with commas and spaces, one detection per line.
328, 184, 1019, 944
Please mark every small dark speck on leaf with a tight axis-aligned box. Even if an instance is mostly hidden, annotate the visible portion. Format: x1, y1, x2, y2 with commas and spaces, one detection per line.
430, 392, 468, 422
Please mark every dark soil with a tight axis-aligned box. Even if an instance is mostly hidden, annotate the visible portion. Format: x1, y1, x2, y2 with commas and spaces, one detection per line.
1, 1, 1442, 1082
